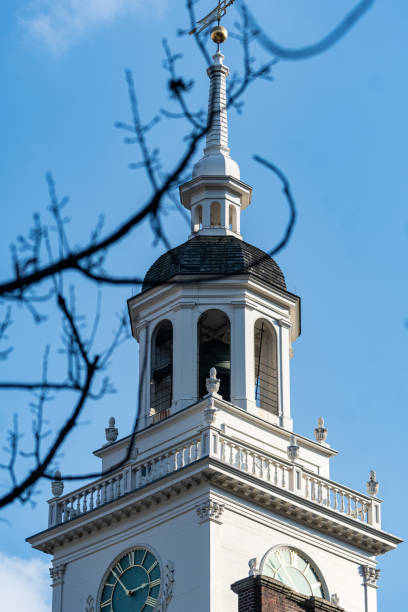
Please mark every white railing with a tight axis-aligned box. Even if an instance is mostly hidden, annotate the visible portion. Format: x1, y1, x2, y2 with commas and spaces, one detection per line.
48, 427, 381, 530
48, 434, 202, 527
217, 433, 381, 528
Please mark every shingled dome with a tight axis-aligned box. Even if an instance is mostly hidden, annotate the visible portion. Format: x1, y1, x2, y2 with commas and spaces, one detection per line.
142, 236, 286, 292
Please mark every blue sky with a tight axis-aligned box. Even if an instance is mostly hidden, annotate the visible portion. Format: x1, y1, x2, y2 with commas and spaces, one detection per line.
0, 0, 407, 608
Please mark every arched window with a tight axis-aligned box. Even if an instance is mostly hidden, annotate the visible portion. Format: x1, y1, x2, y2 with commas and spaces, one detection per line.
229, 204, 237, 233
198, 309, 230, 401
210, 201, 221, 227
192, 204, 202, 233
254, 319, 278, 415
150, 320, 173, 421
260, 546, 328, 600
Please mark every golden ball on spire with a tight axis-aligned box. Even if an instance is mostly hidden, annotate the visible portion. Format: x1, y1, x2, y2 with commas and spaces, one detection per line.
210, 25, 228, 44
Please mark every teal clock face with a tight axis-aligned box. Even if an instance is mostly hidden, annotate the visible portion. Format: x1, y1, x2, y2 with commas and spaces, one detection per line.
100, 548, 161, 611
262, 547, 325, 599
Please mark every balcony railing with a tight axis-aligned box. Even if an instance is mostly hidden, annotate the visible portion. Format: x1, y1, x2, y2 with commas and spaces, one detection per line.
48, 428, 381, 531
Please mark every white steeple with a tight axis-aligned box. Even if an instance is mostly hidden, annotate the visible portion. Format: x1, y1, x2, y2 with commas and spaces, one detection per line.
179, 50, 252, 238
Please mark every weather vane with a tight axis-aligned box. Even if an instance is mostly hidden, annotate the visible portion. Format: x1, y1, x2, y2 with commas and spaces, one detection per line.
189, 0, 235, 43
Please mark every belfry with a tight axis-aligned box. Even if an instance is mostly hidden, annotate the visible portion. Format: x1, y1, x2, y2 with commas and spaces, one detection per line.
27, 28, 401, 612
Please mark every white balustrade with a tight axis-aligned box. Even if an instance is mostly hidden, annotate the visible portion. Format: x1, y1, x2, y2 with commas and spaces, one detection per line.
48, 429, 380, 530
216, 433, 379, 528
48, 436, 202, 527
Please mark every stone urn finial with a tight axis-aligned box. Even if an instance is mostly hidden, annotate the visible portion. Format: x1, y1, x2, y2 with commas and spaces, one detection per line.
287, 434, 299, 462
366, 470, 379, 496
206, 367, 221, 396
105, 416, 118, 444
51, 470, 64, 497
314, 416, 328, 443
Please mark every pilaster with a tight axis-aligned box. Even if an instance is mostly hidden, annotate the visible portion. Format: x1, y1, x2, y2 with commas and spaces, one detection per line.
50, 563, 66, 612
278, 318, 293, 431
173, 302, 198, 410
361, 566, 380, 612
231, 303, 255, 411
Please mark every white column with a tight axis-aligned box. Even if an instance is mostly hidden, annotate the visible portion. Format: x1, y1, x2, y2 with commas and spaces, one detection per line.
136, 322, 150, 429
230, 304, 254, 411
278, 319, 293, 431
173, 303, 197, 411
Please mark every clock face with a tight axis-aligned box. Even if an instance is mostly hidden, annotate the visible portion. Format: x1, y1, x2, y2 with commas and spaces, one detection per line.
262, 547, 325, 599
100, 547, 161, 612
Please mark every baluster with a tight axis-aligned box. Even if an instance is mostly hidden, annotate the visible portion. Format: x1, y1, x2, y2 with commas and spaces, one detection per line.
95, 484, 101, 506
251, 452, 256, 474
361, 502, 367, 523
281, 467, 286, 489
325, 484, 330, 507
274, 463, 278, 485
228, 443, 233, 466
101, 481, 107, 504
69, 496, 75, 518
242, 449, 247, 471
170, 450, 176, 473
89, 488, 94, 510
220, 439, 225, 462
310, 479, 315, 501
339, 490, 345, 514
333, 488, 338, 510
259, 456, 264, 479
172, 450, 178, 472
305, 477, 310, 499
134, 467, 141, 489
352, 495, 358, 518
196, 438, 201, 460
61, 500, 67, 522
266, 459, 271, 482
346, 494, 351, 515
83, 490, 88, 513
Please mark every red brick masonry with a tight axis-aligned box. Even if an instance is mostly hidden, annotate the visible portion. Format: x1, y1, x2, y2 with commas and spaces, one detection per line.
231, 576, 345, 612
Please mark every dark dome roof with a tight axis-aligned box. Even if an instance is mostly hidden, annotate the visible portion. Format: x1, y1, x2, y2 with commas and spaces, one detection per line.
142, 236, 286, 292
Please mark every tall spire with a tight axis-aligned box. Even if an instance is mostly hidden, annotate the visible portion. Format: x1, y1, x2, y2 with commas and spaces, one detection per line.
180, 33, 252, 238
192, 51, 240, 179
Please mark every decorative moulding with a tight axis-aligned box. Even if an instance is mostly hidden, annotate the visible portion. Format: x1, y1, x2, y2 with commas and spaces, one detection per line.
248, 557, 259, 576
366, 471, 379, 497
195, 499, 225, 524
49, 563, 66, 587
157, 560, 175, 612
361, 565, 380, 587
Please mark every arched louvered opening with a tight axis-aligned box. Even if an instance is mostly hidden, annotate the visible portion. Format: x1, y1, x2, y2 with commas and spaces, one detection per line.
229, 204, 237, 233
198, 309, 230, 401
254, 319, 278, 415
210, 201, 221, 227
192, 204, 203, 233
150, 320, 173, 422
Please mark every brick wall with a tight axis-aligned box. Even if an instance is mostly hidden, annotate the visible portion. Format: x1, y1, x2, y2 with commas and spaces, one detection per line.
231, 576, 344, 612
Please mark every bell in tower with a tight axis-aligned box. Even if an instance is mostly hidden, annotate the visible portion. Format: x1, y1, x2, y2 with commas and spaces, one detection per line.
198, 309, 231, 401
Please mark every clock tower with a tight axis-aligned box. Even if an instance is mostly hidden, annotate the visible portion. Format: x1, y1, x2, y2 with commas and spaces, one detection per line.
27, 36, 401, 612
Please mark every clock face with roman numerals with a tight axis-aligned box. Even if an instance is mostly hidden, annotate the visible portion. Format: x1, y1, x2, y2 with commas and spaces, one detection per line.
261, 547, 325, 599
100, 547, 161, 611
